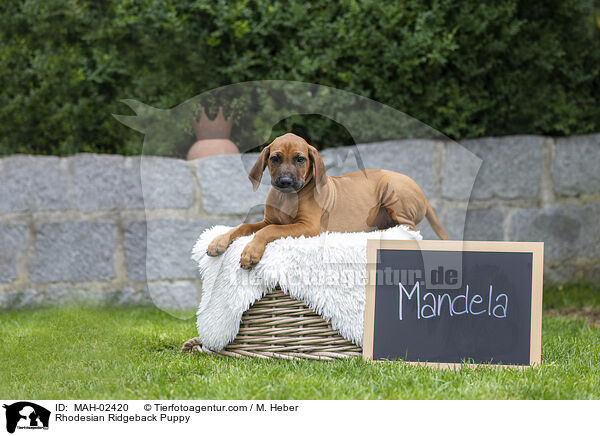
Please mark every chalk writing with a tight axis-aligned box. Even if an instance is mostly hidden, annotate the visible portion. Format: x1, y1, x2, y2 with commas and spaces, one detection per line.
398, 282, 508, 320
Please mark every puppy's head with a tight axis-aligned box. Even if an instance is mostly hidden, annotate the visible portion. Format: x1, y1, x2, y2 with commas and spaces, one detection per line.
248, 133, 326, 194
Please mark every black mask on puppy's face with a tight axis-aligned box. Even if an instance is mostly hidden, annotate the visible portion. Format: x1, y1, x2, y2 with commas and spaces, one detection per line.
248, 133, 326, 194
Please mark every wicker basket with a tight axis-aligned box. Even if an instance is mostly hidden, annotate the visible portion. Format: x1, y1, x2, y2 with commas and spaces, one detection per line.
182, 288, 362, 360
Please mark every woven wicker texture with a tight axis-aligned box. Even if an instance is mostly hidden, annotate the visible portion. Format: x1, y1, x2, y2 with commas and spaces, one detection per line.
182, 288, 363, 360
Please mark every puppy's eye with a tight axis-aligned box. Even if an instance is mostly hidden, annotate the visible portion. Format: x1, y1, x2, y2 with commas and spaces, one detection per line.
270, 155, 281, 164
296, 156, 306, 165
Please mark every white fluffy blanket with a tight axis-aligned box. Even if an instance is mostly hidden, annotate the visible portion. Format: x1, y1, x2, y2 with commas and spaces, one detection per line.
191, 225, 422, 351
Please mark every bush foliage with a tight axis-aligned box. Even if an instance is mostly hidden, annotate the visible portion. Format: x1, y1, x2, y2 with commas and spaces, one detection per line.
1, 0, 599, 156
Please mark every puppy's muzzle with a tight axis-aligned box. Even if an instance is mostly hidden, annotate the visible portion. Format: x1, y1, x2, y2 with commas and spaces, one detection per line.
273, 174, 301, 192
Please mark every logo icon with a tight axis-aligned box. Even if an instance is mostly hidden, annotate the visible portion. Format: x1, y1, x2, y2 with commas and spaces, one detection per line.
3, 402, 50, 433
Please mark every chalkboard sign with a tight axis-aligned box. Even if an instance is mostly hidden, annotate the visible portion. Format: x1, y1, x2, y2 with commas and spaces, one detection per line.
363, 240, 543, 367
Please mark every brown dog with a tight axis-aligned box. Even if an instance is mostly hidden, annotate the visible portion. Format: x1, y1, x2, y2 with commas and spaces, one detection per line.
207, 133, 448, 269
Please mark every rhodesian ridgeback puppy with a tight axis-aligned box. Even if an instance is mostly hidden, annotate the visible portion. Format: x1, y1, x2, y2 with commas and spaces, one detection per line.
207, 133, 449, 269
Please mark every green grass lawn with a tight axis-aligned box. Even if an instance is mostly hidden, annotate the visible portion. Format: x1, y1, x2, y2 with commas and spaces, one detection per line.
1, 284, 599, 400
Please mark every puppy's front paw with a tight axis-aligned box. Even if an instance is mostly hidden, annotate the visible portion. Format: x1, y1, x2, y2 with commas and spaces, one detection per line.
206, 234, 230, 257
240, 241, 266, 270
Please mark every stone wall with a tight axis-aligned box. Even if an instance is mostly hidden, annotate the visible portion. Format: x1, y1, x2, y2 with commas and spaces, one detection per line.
1, 134, 598, 310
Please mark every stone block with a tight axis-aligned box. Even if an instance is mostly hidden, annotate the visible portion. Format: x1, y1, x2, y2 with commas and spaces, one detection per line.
147, 281, 200, 311
122, 157, 145, 208
71, 154, 144, 210
508, 203, 600, 262
123, 221, 147, 282
0, 291, 13, 309
72, 154, 125, 210
144, 219, 238, 281
419, 207, 504, 241
0, 223, 28, 282
445, 207, 505, 241
30, 222, 116, 282
543, 264, 579, 284
44, 285, 104, 305
44, 284, 151, 306
441, 142, 482, 200
194, 153, 271, 215
0, 289, 43, 309
584, 263, 600, 283
461, 136, 543, 200
0, 155, 68, 212
111, 287, 152, 306
140, 157, 194, 208
554, 134, 600, 195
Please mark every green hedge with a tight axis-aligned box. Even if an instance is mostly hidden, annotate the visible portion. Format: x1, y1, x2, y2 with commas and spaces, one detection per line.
1, 0, 599, 156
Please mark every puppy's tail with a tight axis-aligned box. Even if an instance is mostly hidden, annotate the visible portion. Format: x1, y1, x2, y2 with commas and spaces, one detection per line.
425, 203, 449, 240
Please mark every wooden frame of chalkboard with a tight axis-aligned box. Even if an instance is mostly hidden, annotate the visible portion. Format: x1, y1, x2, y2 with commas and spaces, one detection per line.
363, 240, 544, 368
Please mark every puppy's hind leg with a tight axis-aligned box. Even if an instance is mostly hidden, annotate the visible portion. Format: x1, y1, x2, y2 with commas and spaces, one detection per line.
378, 175, 449, 239
376, 175, 423, 233
384, 208, 419, 232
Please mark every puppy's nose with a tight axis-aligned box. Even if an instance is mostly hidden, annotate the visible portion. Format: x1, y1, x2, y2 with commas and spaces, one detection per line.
277, 176, 293, 188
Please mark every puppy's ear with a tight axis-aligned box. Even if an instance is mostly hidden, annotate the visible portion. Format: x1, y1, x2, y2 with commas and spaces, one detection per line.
308, 145, 327, 194
248, 144, 271, 191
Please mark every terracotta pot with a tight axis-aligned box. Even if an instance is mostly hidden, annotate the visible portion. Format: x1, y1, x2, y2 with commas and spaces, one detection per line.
187, 106, 239, 160
187, 138, 239, 160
